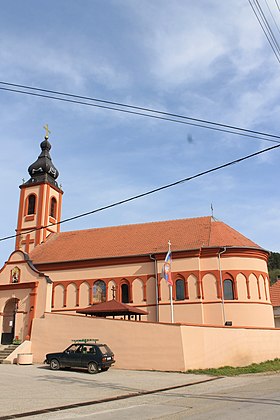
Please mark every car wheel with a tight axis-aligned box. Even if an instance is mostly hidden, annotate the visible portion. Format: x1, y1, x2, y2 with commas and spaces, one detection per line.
50, 359, 60, 370
88, 362, 98, 374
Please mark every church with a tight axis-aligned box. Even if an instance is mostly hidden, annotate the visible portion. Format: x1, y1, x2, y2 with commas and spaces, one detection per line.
0, 131, 279, 371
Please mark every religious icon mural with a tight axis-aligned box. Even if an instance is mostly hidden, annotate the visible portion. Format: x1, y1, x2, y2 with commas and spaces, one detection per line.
11, 267, 20, 283
92, 280, 106, 303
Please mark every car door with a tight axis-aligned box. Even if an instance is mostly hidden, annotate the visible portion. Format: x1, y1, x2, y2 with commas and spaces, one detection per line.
60, 344, 83, 367
80, 345, 98, 368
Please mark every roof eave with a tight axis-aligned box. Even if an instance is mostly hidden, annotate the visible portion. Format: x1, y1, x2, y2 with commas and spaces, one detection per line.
32, 245, 268, 268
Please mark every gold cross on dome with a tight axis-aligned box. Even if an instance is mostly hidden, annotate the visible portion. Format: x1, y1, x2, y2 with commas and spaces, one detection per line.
43, 124, 51, 138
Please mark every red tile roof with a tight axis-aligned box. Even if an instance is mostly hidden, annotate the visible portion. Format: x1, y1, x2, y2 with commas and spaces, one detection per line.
269, 280, 280, 306
30, 216, 261, 264
76, 299, 148, 316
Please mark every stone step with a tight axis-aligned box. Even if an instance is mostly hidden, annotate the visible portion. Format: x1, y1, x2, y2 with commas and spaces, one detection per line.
0, 347, 17, 352
0, 347, 16, 351
0, 344, 19, 363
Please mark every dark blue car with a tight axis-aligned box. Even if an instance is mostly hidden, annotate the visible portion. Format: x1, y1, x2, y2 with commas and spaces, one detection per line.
45, 342, 115, 374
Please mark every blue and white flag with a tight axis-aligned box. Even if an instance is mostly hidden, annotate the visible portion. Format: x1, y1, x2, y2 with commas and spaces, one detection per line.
161, 249, 173, 286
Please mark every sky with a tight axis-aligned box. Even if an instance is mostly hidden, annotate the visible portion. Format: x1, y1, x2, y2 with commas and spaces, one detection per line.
1, 0, 280, 266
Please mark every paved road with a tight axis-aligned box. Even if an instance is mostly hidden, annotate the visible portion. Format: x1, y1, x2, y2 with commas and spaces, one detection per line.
0, 364, 279, 419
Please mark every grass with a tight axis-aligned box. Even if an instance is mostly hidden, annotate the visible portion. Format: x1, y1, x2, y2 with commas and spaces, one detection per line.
186, 358, 280, 376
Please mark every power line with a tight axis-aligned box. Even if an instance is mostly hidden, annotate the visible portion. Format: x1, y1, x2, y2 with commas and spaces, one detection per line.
253, 0, 280, 55
1, 142, 279, 243
256, 0, 280, 53
0, 82, 280, 144
248, 0, 280, 63
265, 0, 280, 36
259, 0, 280, 51
249, 0, 280, 60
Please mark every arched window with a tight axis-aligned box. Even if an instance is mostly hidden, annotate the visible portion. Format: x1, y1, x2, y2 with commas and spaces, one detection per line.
27, 194, 36, 215
93, 280, 106, 303
223, 279, 234, 300
176, 279, 185, 301
50, 197, 57, 218
121, 284, 129, 303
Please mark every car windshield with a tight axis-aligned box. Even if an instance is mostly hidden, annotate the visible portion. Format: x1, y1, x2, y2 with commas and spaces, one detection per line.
66, 344, 81, 353
98, 345, 111, 355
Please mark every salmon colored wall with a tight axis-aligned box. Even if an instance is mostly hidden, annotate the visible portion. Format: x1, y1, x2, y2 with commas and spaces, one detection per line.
66, 283, 77, 308
146, 277, 157, 305
53, 284, 64, 309
45, 281, 52, 313
222, 302, 274, 327
188, 275, 199, 300
200, 256, 220, 271
237, 273, 248, 300
220, 256, 267, 272
78, 282, 90, 307
202, 274, 218, 300
159, 302, 204, 324
36, 278, 52, 318
45, 261, 156, 281
172, 257, 199, 272
202, 303, 224, 325
249, 274, 259, 300
30, 312, 280, 371
181, 324, 280, 369
258, 275, 266, 299
132, 278, 144, 304
31, 313, 186, 371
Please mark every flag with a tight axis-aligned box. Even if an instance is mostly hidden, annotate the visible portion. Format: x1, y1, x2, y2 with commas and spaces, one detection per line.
161, 249, 173, 286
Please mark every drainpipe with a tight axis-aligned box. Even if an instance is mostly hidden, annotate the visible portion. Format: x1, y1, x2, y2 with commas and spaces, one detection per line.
149, 254, 159, 322
218, 247, 227, 325
198, 248, 204, 324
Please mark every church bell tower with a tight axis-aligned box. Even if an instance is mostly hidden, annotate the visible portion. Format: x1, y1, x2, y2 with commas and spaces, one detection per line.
15, 127, 63, 254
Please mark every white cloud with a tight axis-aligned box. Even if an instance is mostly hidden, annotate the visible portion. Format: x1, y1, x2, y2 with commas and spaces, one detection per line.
120, 0, 267, 88
0, 35, 130, 90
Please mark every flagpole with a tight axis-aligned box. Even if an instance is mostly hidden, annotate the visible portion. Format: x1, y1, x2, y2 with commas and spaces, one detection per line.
168, 240, 174, 324
170, 285, 174, 323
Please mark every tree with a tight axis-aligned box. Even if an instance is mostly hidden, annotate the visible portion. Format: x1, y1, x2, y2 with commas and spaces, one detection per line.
268, 252, 280, 284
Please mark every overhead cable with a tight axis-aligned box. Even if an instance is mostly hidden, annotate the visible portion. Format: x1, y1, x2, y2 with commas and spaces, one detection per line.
255, 0, 280, 53
0, 82, 280, 144
264, 0, 280, 36
0, 143, 279, 243
248, 0, 280, 63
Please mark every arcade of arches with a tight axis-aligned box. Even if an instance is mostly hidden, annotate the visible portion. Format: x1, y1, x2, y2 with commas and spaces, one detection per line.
51, 270, 270, 315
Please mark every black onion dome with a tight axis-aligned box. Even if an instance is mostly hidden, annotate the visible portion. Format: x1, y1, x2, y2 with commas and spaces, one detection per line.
25, 136, 59, 186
